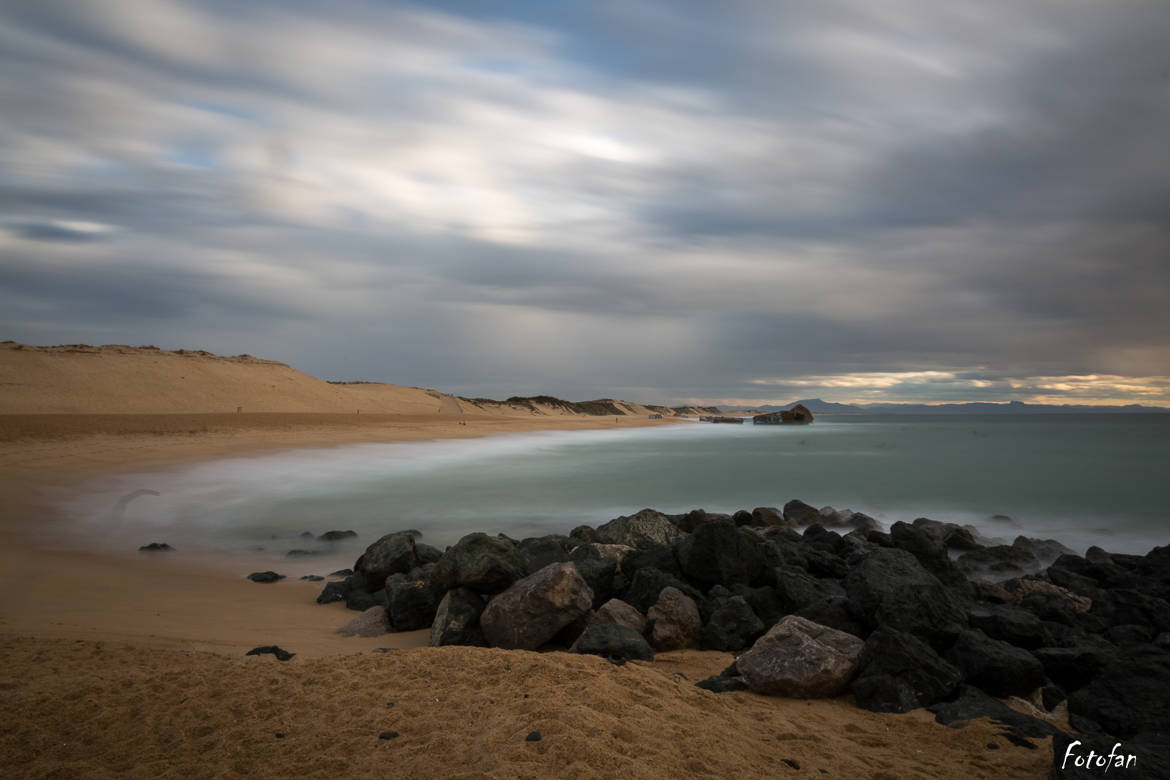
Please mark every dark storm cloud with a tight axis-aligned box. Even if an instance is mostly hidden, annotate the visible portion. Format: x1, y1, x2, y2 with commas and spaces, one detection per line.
1, 0, 1168, 405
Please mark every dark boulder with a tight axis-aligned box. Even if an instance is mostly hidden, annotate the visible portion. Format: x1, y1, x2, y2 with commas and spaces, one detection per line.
386, 573, 445, 631
318, 530, 357, 542
945, 629, 1046, 698
733, 584, 786, 627
518, 535, 570, 573
1011, 535, 1072, 564
1067, 646, 1170, 739
1106, 589, 1170, 633
316, 578, 351, 604
480, 562, 593, 650
844, 547, 967, 648
700, 595, 765, 652
929, 685, 1062, 746
696, 675, 750, 693
890, 521, 967, 588
850, 625, 962, 713
675, 520, 766, 587
345, 588, 388, 612
771, 565, 834, 613
429, 533, 526, 594
796, 597, 867, 639
620, 543, 683, 580
595, 508, 682, 549
732, 509, 756, 527
782, 499, 820, 527
751, 506, 786, 527
677, 508, 720, 533
247, 571, 284, 583
571, 623, 653, 664
353, 531, 420, 590
568, 554, 618, 609
415, 543, 443, 565
569, 524, 598, 543
621, 567, 699, 614
1033, 644, 1116, 691
245, 645, 295, 661
957, 545, 1040, 581
429, 587, 486, 647
138, 542, 173, 552
967, 604, 1051, 650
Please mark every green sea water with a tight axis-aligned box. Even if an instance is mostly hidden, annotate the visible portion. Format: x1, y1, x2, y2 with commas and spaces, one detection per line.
54, 413, 1170, 568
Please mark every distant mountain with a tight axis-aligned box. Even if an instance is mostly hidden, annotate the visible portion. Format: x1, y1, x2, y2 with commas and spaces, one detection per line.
752, 398, 868, 414
759, 398, 1170, 415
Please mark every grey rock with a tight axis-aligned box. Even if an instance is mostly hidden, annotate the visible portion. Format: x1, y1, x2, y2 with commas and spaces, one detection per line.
737, 615, 864, 697
647, 586, 701, 651
480, 562, 593, 650
336, 605, 390, 637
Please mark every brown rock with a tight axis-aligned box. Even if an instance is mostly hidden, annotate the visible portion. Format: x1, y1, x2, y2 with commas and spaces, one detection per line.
589, 598, 647, 635
647, 587, 701, 651
480, 562, 593, 650
737, 615, 864, 697
335, 606, 391, 638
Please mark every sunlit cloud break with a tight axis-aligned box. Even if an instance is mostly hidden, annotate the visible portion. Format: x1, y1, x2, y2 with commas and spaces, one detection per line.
740, 372, 1170, 406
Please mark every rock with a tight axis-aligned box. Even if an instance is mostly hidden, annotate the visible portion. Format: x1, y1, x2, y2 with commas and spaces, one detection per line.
929, 685, 1062, 745
429, 533, 527, 594
796, 597, 867, 639
518, 536, 570, 573
751, 506, 786, 526
971, 580, 1015, 604
415, 543, 443, 565
247, 571, 284, 583
336, 606, 391, 637
345, 588, 388, 612
569, 525, 598, 543
700, 595, 765, 652
316, 579, 351, 604
647, 587, 701, 651
353, 531, 420, 589
957, 545, 1040, 581
696, 676, 749, 693
770, 566, 833, 612
737, 616, 864, 697
138, 542, 173, 552
1106, 589, 1170, 633
300, 575, 324, 582
1011, 535, 1072, 563
525, 731, 542, 742
286, 549, 321, 557
328, 569, 353, 578
386, 575, 444, 631
850, 626, 962, 712
620, 544, 683, 580
1067, 646, 1170, 739
847, 547, 964, 650
379, 730, 399, 740
675, 520, 766, 586
621, 567, 700, 614
480, 562, 593, 650
677, 508, 729, 532
1005, 577, 1092, 614
844, 547, 967, 648
245, 645, 295, 661
588, 599, 647, 635
594, 508, 683, 549
966, 604, 1050, 650
429, 587, 487, 647
782, 499, 820, 527
571, 623, 654, 664
731, 509, 755, 526
890, 521, 966, 587
567, 553, 617, 609
318, 530, 357, 542
945, 629, 1046, 698
1033, 645, 1115, 692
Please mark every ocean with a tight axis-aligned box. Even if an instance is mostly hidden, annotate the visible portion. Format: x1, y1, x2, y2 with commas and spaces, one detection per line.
50, 414, 1170, 570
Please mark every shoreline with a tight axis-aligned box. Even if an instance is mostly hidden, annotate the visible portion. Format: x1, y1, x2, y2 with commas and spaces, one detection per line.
0, 413, 681, 656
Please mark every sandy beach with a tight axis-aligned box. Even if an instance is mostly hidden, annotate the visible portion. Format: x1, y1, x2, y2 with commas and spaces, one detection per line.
0, 345, 1056, 777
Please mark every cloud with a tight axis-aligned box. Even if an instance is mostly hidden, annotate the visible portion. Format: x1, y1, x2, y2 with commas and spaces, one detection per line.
0, 0, 1168, 404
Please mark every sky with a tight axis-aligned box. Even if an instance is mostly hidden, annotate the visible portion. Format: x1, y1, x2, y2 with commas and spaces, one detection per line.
1, 0, 1168, 406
